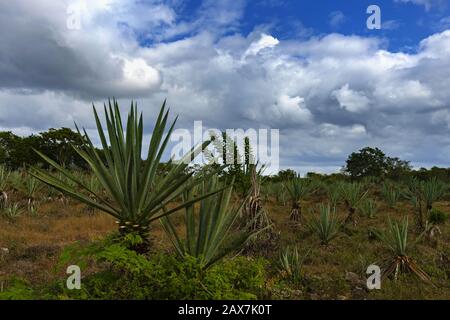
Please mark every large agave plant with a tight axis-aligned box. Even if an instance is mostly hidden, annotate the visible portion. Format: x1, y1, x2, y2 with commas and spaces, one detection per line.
30, 100, 218, 249
284, 175, 312, 222
161, 175, 263, 269
307, 204, 341, 245
374, 216, 431, 283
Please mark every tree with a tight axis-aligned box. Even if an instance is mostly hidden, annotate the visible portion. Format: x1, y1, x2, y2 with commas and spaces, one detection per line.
344, 147, 411, 179
276, 169, 297, 181
39, 128, 85, 168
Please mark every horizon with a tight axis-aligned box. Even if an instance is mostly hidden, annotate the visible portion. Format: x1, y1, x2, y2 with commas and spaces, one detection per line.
1, 0, 450, 174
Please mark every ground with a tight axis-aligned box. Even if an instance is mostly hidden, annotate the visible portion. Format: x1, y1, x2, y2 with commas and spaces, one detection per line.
0, 196, 449, 300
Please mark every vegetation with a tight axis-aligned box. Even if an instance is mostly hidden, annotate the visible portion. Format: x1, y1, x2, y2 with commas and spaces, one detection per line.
339, 182, 368, 225
284, 175, 312, 222
161, 175, 263, 269
373, 217, 431, 283
0, 100, 449, 300
307, 204, 341, 245
278, 246, 308, 284
29, 100, 218, 251
344, 147, 411, 180
381, 183, 400, 208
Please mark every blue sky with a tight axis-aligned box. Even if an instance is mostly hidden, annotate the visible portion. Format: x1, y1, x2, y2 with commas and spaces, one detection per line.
1, 0, 450, 174
139, 0, 449, 51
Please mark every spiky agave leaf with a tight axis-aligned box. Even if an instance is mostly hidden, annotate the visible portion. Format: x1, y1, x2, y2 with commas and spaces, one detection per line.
29, 99, 221, 240
278, 246, 309, 282
161, 175, 266, 269
307, 204, 341, 245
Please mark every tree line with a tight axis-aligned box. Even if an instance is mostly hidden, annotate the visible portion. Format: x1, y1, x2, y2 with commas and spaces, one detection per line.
1, 129, 449, 182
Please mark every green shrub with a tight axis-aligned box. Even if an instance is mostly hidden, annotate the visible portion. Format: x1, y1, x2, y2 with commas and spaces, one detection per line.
49, 236, 267, 300
0, 278, 35, 300
428, 208, 448, 225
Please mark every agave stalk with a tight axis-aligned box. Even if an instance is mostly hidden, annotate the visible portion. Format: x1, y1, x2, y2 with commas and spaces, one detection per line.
29, 99, 219, 251
307, 204, 341, 245
381, 182, 400, 208
243, 167, 272, 232
0, 166, 10, 209
374, 216, 431, 283
339, 182, 368, 226
284, 175, 311, 223
161, 175, 264, 269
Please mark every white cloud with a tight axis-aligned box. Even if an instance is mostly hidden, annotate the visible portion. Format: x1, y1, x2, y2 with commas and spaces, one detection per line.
332, 84, 371, 113
243, 33, 280, 58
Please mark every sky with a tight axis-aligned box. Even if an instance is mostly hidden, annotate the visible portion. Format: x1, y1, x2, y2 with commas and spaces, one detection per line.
1, 0, 450, 174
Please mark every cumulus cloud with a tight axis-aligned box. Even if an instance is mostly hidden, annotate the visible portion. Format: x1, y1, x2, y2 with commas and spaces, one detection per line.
332, 84, 371, 113
1, 1, 450, 173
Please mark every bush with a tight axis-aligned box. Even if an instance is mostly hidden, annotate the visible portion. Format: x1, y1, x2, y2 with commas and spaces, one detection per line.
41, 235, 267, 300
0, 278, 35, 300
428, 209, 448, 225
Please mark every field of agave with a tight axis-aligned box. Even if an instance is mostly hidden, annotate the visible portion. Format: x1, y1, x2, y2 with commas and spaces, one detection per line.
0, 101, 449, 300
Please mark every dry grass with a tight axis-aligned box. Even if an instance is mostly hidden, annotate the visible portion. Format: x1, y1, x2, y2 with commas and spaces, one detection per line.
0, 195, 449, 299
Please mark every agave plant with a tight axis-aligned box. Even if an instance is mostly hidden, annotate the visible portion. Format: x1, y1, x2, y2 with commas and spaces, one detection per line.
23, 174, 43, 210
325, 182, 341, 208
29, 99, 218, 250
269, 182, 286, 206
374, 216, 431, 283
278, 246, 309, 283
359, 198, 378, 218
381, 182, 400, 208
161, 175, 263, 269
404, 177, 446, 230
0, 166, 10, 209
422, 178, 446, 211
339, 182, 368, 226
284, 175, 312, 222
307, 204, 341, 245
242, 167, 272, 232
2, 203, 22, 219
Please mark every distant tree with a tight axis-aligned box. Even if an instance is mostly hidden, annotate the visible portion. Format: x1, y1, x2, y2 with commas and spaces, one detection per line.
345, 147, 387, 179
39, 128, 85, 168
0, 128, 87, 170
276, 169, 297, 181
344, 147, 411, 179
385, 156, 412, 180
